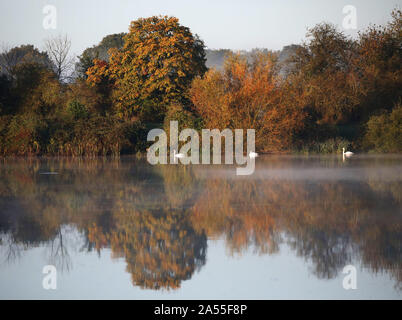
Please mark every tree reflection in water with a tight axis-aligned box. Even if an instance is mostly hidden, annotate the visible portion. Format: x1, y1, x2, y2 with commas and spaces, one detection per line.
0, 156, 400, 290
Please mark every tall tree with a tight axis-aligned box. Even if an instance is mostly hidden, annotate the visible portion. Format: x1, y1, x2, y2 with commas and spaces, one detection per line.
289, 23, 360, 125
87, 16, 207, 122
190, 52, 306, 151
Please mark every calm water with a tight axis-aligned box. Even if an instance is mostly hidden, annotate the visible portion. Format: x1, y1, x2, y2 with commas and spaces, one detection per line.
0, 155, 401, 299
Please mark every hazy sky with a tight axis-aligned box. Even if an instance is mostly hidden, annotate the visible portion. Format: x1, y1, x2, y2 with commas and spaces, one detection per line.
0, 0, 400, 56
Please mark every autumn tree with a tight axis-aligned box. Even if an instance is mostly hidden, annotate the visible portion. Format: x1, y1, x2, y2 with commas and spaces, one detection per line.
288, 23, 360, 125
87, 16, 207, 122
0, 44, 53, 78
75, 33, 126, 79
11, 62, 62, 115
0, 74, 12, 115
363, 103, 402, 152
0, 62, 63, 155
190, 52, 306, 151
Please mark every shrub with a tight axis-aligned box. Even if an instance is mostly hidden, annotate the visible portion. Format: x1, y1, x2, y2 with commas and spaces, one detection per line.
363, 104, 402, 153
67, 100, 89, 120
296, 137, 352, 154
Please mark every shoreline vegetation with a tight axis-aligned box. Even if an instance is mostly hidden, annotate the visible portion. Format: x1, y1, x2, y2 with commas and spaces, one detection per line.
0, 10, 401, 157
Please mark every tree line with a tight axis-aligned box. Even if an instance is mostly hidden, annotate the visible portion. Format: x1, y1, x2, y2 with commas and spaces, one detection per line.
0, 10, 401, 156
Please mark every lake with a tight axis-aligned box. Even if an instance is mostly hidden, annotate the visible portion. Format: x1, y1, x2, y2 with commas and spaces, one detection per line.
0, 155, 401, 299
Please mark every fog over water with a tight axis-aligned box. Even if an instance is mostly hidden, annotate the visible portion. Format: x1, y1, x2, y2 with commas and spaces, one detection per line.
0, 155, 401, 299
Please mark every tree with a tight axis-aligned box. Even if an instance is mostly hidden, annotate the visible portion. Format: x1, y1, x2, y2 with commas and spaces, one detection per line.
87, 16, 207, 122
0, 44, 53, 78
289, 23, 360, 125
190, 52, 306, 151
44, 34, 75, 81
0, 62, 63, 156
0, 74, 12, 115
75, 33, 126, 79
13, 62, 62, 114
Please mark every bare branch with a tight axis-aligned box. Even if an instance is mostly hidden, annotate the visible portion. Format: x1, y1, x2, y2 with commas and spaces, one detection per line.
44, 34, 75, 81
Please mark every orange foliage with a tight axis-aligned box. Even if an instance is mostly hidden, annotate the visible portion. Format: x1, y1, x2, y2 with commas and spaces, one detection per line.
190, 52, 306, 152
86, 59, 110, 86
87, 16, 206, 121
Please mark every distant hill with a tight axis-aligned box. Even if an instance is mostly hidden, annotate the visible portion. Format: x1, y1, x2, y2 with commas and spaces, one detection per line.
205, 49, 232, 70
206, 45, 301, 74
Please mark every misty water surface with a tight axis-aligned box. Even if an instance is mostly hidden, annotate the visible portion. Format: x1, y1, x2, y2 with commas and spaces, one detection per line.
0, 155, 401, 299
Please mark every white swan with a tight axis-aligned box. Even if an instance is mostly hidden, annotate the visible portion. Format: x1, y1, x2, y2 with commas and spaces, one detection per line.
249, 152, 258, 159
173, 150, 185, 163
343, 148, 354, 157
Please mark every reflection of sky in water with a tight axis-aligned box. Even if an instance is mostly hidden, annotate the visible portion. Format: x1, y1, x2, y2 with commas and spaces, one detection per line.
0, 155, 401, 299
0, 238, 399, 300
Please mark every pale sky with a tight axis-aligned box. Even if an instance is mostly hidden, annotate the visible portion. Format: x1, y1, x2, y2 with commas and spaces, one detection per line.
0, 0, 400, 57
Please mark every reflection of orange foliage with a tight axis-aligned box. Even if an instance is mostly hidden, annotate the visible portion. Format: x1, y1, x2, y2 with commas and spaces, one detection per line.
191, 179, 279, 255
108, 207, 206, 290
189, 171, 401, 282
87, 224, 109, 252
0, 158, 400, 289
